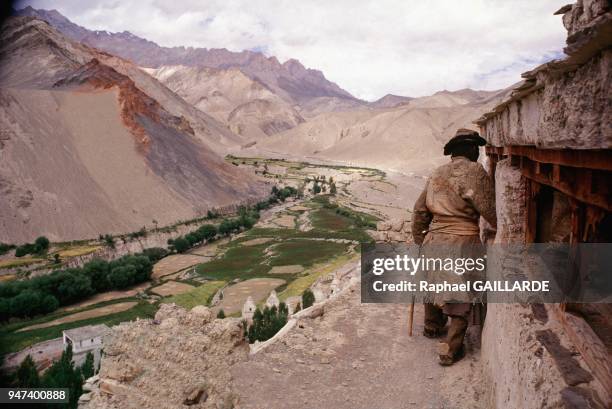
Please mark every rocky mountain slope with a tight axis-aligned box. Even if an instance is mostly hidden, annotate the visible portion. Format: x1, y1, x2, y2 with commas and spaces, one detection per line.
368, 94, 413, 109
0, 17, 265, 243
145, 65, 305, 140
245, 87, 512, 173
16, 7, 360, 106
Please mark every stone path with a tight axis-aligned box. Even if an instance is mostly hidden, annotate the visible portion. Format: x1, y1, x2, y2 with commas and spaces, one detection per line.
232, 284, 486, 409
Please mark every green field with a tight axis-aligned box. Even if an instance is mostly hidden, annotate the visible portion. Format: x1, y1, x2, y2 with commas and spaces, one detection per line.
162, 281, 226, 309
268, 240, 348, 267
0, 301, 156, 355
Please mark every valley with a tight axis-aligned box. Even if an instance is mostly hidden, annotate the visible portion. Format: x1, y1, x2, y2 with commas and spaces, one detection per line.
0, 157, 418, 371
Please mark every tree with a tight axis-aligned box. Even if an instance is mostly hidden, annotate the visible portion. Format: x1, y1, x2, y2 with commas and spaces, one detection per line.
302, 289, 315, 309
0, 298, 10, 322
15, 244, 35, 257
9, 290, 42, 318
197, 224, 217, 241
34, 236, 50, 253
57, 272, 93, 304
313, 182, 321, 195
247, 305, 288, 343
0, 242, 15, 256
40, 294, 59, 314
185, 232, 200, 246
80, 352, 95, 380
43, 345, 83, 408
102, 234, 115, 248
142, 247, 168, 263
16, 355, 40, 388
172, 237, 190, 253
217, 309, 226, 319
107, 265, 135, 289
83, 259, 111, 293
218, 219, 239, 236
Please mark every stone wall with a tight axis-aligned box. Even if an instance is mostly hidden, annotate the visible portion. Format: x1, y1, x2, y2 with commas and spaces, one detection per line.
481, 160, 608, 408
369, 219, 411, 243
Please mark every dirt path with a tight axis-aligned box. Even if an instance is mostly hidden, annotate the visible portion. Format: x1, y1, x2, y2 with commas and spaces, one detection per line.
232, 285, 486, 409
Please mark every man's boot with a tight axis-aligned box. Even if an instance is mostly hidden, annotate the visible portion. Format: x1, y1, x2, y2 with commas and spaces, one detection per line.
437, 315, 468, 366
423, 303, 447, 338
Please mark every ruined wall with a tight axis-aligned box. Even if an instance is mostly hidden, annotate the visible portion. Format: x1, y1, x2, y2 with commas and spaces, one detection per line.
478, 0, 611, 150
482, 48, 611, 149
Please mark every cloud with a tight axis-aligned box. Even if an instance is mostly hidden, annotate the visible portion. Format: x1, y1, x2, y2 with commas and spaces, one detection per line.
18, 0, 568, 100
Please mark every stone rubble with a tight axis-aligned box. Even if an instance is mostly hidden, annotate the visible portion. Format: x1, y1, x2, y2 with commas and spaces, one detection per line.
80, 304, 249, 409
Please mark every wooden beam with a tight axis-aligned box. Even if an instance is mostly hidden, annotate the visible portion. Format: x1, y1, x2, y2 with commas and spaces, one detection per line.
524, 179, 539, 243
485, 145, 612, 171
519, 158, 611, 211
551, 305, 612, 407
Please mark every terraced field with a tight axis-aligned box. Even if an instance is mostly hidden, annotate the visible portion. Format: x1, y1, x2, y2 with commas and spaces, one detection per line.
1, 158, 388, 362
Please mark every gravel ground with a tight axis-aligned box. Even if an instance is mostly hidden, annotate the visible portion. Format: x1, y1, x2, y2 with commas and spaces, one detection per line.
232, 284, 486, 409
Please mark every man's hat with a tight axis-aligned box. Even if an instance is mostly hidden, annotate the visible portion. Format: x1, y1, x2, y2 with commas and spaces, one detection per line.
443, 128, 486, 155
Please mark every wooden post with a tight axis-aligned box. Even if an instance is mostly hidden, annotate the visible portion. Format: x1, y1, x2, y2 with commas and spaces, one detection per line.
407, 296, 415, 336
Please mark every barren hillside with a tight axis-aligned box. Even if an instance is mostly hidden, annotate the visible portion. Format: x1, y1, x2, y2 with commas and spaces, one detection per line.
0, 17, 265, 243
146, 66, 305, 140
244, 87, 512, 173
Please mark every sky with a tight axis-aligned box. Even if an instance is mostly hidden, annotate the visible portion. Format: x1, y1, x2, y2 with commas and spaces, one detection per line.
18, 0, 568, 101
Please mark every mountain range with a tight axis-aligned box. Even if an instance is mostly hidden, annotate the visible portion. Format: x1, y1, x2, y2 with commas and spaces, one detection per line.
0, 16, 265, 243
16, 6, 358, 106
1, 8, 511, 242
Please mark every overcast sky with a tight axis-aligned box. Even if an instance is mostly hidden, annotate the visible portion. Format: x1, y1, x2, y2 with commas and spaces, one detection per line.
18, 0, 568, 100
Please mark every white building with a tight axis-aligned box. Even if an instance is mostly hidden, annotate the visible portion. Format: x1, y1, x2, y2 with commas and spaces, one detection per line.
265, 290, 279, 309
242, 296, 256, 322
62, 324, 110, 366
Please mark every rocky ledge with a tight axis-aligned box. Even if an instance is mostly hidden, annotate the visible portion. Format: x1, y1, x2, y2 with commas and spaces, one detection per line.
81, 304, 248, 409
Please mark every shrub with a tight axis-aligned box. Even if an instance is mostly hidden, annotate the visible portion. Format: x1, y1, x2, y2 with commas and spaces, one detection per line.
302, 289, 315, 309
102, 234, 115, 248
217, 309, 226, 319
0, 242, 15, 256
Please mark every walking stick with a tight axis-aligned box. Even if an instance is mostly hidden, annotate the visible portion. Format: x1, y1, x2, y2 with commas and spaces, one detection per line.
407, 295, 415, 336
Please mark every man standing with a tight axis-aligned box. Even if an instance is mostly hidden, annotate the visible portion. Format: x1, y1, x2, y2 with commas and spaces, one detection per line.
411, 128, 496, 366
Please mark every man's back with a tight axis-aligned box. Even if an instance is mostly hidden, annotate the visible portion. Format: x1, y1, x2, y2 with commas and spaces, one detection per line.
412, 156, 496, 244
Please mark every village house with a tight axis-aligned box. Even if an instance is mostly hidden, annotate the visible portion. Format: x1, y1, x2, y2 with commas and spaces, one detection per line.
63, 324, 110, 367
